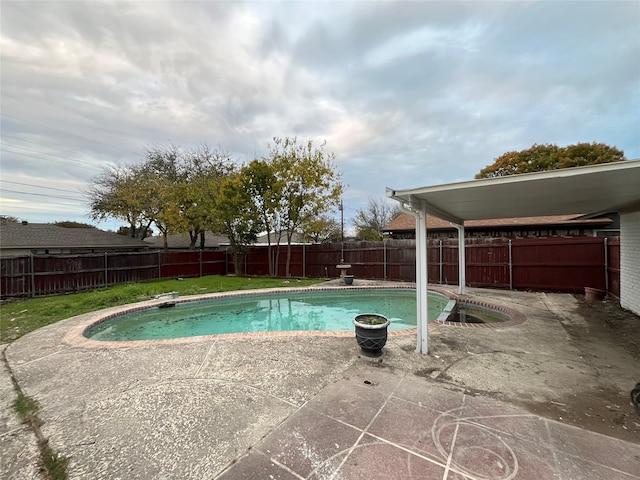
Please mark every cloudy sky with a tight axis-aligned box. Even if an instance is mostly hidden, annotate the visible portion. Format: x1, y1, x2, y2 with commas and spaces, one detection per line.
1, 1, 639, 231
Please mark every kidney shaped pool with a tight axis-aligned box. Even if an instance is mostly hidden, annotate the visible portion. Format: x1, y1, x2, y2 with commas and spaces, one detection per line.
84, 288, 449, 342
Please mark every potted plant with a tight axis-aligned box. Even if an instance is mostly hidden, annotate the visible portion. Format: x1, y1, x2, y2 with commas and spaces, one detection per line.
584, 286, 606, 301
344, 274, 354, 285
353, 313, 390, 357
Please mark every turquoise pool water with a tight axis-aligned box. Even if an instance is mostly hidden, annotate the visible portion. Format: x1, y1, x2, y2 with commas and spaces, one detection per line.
85, 289, 448, 341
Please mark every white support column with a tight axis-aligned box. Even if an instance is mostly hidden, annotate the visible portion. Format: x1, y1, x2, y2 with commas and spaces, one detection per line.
452, 223, 466, 295
416, 207, 429, 353
397, 202, 429, 354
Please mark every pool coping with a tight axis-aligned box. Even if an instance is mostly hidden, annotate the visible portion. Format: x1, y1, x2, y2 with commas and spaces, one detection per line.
64, 285, 524, 349
434, 294, 527, 329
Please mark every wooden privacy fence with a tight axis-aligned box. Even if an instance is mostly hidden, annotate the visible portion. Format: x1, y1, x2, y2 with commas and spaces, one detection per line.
303, 237, 619, 296
228, 237, 619, 297
0, 251, 227, 298
0, 237, 620, 298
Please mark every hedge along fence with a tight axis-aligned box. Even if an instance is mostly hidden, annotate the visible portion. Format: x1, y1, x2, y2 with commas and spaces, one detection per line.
0, 237, 619, 298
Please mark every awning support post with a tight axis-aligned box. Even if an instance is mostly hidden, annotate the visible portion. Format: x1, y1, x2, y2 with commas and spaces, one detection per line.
397, 201, 429, 354
452, 223, 466, 295
416, 208, 428, 353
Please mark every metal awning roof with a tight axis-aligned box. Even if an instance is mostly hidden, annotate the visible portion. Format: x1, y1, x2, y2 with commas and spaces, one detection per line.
387, 160, 640, 225
386, 159, 640, 355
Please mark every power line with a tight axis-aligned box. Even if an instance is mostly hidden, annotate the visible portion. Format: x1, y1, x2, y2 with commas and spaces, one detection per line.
0, 188, 84, 203
0, 145, 103, 172
1, 142, 101, 167
0, 179, 83, 194
0, 133, 103, 159
0, 202, 85, 212
1, 113, 142, 157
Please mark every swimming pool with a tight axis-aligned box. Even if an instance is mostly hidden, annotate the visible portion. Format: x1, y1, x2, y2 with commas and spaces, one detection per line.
84, 288, 449, 341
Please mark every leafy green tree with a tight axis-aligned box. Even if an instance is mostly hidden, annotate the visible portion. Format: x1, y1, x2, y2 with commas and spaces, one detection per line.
176, 145, 235, 249
266, 137, 344, 277
213, 175, 262, 275
475, 142, 625, 179
239, 159, 282, 275
87, 164, 154, 239
353, 197, 401, 241
559, 142, 626, 168
87, 138, 342, 265
136, 145, 186, 250
88, 143, 235, 249
87, 146, 180, 247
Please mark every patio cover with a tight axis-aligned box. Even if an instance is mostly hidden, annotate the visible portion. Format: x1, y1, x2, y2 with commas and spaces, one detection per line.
387, 160, 640, 353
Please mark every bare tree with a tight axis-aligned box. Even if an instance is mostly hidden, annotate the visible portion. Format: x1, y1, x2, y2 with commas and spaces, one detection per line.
353, 197, 401, 241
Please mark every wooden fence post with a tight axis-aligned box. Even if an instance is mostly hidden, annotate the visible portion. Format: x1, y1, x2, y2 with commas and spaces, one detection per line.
439, 240, 443, 284
29, 253, 35, 298
104, 251, 108, 288
604, 237, 609, 292
508, 240, 513, 290
383, 239, 387, 281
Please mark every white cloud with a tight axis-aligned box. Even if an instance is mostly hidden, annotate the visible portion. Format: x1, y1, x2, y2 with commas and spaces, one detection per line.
364, 22, 485, 68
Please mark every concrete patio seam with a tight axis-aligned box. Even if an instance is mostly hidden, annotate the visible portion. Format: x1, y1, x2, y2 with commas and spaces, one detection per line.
194, 339, 218, 377
358, 432, 449, 470
269, 456, 306, 479
329, 373, 405, 477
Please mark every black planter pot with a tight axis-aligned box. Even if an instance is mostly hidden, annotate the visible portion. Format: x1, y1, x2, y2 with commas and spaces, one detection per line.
353, 314, 390, 357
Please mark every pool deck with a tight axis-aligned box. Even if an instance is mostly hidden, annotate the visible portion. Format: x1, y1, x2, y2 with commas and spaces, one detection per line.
2, 282, 639, 479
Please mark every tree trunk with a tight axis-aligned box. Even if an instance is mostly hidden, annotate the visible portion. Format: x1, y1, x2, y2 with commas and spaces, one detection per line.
189, 230, 198, 249
285, 241, 292, 277
159, 227, 169, 251
267, 244, 274, 276
272, 229, 284, 277
232, 248, 243, 275
273, 244, 280, 277
140, 220, 153, 240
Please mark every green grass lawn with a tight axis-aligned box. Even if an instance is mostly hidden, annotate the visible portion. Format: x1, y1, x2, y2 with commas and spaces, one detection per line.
0, 276, 325, 343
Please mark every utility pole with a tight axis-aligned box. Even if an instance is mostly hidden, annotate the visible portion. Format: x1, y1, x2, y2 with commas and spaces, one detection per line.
340, 199, 344, 262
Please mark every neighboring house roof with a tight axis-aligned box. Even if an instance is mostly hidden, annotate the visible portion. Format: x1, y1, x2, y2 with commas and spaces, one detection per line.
255, 231, 307, 245
144, 232, 230, 249
384, 213, 613, 232
0, 221, 150, 251
143, 231, 307, 249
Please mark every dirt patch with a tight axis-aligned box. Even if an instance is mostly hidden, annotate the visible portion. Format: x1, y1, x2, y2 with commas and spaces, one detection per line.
573, 296, 640, 359
523, 296, 640, 443
414, 367, 439, 378
520, 385, 640, 443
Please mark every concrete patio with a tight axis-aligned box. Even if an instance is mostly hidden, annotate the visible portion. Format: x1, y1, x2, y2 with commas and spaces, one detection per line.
2, 284, 639, 479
